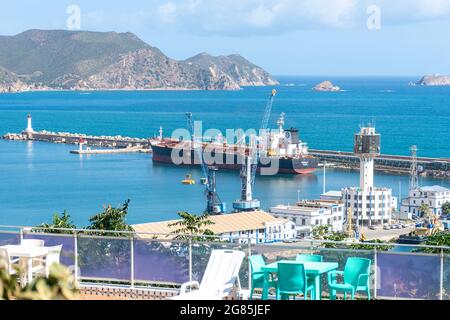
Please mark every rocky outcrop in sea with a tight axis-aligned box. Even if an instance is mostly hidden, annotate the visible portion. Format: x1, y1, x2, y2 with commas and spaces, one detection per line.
410, 74, 450, 86
313, 81, 341, 92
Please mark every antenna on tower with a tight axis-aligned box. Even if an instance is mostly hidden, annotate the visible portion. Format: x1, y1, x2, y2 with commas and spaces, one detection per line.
409, 145, 419, 190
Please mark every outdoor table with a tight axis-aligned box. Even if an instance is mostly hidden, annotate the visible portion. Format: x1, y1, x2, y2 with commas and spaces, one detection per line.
261, 260, 339, 300
1, 245, 50, 285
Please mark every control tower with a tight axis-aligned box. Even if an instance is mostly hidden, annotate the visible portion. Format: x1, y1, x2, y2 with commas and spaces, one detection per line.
342, 125, 394, 228
353, 125, 380, 191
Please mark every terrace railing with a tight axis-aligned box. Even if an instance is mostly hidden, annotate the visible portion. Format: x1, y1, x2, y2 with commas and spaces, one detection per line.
0, 225, 449, 300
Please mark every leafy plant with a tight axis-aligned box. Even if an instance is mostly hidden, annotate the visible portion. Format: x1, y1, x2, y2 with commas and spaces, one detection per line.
349, 239, 393, 251
442, 202, 450, 216
418, 203, 430, 217
78, 200, 134, 278
0, 263, 78, 300
86, 199, 133, 236
169, 211, 215, 241
33, 210, 76, 234
311, 225, 332, 239
418, 232, 450, 254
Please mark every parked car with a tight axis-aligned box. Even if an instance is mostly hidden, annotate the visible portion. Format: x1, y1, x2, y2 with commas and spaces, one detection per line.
383, 225, 391, 230
369, 225, 378, 230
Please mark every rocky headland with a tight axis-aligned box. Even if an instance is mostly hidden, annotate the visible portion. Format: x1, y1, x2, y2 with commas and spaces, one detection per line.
0, 30, 278, 92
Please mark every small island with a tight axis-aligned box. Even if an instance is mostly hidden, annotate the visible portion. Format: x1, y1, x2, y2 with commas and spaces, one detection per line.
410, 74, 450, 86
313, 80, 341, 92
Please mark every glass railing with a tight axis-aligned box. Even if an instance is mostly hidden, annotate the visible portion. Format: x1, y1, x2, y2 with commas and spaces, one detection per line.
0, 225, 449, 300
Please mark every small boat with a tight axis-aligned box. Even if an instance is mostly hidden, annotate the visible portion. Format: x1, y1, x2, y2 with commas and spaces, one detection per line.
181, 174, 195, 185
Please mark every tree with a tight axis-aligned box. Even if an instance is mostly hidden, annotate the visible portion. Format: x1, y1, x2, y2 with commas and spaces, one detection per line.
169, 211, 215, 241
34, 210, 76, 234
311, 225, 332, 239
86, 199, 133, 235
442, 202, 450, 216
419, 232, 450, 254
418, 203, 430, 217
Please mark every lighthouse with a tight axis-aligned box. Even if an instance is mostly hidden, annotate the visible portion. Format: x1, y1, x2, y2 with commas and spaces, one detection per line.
25, 114, 34, 133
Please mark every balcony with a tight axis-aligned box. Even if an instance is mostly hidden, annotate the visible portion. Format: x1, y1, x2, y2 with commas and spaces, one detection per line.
1, 225, 449, 300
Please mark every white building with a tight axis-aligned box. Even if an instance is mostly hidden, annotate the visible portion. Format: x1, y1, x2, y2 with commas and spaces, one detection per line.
270, 200, 344, 238
341, 125, 395, 226
342, 187, 397, 226
132, 211, 296, 244
320, 191, 343, 201
400, 185, 450, 218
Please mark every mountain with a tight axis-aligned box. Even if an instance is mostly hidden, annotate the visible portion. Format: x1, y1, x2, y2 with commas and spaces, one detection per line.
410, 74, 450, 86
0, 30, 278, 92
185, 53, 279, 87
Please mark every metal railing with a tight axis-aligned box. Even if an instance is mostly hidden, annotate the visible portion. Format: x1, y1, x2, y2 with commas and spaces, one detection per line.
0, 224, 449, 300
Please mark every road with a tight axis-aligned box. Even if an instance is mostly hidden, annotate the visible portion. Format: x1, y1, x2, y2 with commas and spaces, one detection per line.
362, 226, 415, 241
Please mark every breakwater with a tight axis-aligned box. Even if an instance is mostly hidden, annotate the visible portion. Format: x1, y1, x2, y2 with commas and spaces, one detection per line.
2, 130, 449, 178
309, 149, 450, 178
3, 131, 151, 149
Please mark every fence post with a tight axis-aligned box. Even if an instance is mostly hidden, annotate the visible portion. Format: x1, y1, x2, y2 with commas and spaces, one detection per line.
74, 231, 78, 286
130, 235, 135, 288
248, 239, 252, 291
19, 227, 23, 243
373, 246, 377, 300
188, 238, 193, 282
440, 248, 444, 300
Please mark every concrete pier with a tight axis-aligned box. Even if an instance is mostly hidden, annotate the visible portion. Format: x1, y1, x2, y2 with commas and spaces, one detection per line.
70, 147, 151, 154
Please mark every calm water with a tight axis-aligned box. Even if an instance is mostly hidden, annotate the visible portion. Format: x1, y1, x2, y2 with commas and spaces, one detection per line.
0, 76, 449, 226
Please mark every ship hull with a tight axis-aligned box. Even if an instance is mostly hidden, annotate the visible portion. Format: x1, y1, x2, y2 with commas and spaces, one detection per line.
151, 144, 318, 174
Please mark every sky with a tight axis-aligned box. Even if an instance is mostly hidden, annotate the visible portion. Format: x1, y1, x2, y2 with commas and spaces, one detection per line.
1, 0, 450, 76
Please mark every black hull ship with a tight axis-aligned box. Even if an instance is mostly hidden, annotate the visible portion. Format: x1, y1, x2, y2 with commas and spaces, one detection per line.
151, 114, 319, 175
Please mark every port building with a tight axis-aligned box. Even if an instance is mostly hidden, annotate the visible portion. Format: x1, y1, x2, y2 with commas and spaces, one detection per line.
269, 200, 345, 239
400, 185, 450, 218
132, 211, 296, 244
341, 125, 396, 227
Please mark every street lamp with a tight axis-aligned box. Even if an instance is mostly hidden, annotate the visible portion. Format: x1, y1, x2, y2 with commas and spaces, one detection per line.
318, 161, 334, 195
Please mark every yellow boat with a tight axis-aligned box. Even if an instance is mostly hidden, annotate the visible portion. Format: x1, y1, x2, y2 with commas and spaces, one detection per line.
181, 174, 195, 185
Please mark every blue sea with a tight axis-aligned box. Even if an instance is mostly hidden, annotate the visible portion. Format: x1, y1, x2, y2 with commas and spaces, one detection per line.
0, 76, 449, 227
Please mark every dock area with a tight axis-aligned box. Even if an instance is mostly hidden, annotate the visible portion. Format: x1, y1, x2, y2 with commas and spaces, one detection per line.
3, 131, 152, 150
70, 147, 151, 154
2, 130, 449, 178
309, 149, 450, 178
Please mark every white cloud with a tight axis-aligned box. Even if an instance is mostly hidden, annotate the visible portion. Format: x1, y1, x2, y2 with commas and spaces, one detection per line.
84, 0, 450, 37
158, 2, 178, 24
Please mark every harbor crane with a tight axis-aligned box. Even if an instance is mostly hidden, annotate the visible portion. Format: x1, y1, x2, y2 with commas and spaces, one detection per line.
233, 89, 277, 212
186, 112, 226, 215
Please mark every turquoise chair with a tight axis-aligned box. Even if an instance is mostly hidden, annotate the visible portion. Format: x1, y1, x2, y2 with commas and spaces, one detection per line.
248, 255, 276, 300
327, 257, 372, 300
296, 254, 323, 262
276, 262, 315, 300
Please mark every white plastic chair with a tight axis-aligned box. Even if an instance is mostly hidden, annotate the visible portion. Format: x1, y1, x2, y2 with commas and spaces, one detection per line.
170, 249, 246, 300
0, 247, 21, 275
21, 239, 45, 247
31, 245, 62, 277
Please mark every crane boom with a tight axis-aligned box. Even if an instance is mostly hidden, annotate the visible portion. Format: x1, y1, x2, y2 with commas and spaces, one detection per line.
250, 89, 277, 187
185, 112, 225, 214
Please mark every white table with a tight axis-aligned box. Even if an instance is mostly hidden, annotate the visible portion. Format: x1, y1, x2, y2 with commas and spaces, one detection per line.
1, 245, 50, 285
